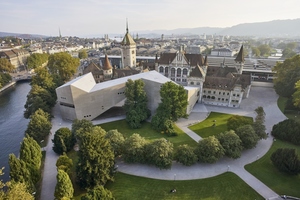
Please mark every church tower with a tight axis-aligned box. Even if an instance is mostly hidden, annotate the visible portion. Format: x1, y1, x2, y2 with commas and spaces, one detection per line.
103, 54, 113, 79
234, 45, 245, 74
121, 20, 136, 68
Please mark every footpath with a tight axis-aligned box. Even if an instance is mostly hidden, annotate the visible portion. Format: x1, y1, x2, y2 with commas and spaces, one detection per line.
41, 86, 286, 200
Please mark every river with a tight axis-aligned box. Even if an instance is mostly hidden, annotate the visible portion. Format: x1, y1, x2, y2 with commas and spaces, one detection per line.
0, 82, 31, 182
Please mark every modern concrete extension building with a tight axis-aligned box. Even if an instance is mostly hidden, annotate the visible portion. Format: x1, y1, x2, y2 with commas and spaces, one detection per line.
56, 70, 200, 121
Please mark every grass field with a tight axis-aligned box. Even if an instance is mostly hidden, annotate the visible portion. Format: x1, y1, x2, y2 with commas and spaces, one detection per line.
99, 120, 198, 148
106, 172, 263, 200
188, 112, 252, 138
277, 96, 300, 123
245, 139, 300, 197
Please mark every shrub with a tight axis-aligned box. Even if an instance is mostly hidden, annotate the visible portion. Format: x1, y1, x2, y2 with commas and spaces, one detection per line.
174, 144, 197, 166
271, 148, 300, 175
271, 119, 300, 145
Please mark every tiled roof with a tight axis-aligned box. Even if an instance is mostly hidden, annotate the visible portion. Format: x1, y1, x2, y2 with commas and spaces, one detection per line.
190, 66, 204, 78
207, 66, 237, 77
121, 31, 136, 46
204, 73, 251, 90
185, 54, 205, 66
158, 53, 176, 64
103, 54, 113, 70
83, 62, 103, 75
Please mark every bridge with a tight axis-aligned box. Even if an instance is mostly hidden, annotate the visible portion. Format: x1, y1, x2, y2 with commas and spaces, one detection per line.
13, 73, 33, 82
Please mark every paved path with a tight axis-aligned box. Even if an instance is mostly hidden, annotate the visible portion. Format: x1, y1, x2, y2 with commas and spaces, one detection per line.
41, 86, 286, 200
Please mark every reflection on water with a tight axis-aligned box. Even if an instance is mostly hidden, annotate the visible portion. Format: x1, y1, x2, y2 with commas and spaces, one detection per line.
0, 82, 31, 182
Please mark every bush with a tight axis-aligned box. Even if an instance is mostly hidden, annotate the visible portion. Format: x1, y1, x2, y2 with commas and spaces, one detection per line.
227, 115, 253, 132
174, 144, 197, 166
271, 148, 300, 175
52, 128, 75, 154
271, 119, 300, 145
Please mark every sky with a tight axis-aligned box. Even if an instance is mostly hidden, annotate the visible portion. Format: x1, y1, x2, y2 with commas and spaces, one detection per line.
1, 0, 300, 37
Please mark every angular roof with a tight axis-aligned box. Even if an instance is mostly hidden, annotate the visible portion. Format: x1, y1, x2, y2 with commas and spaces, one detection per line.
189, 66, 205, 78
103, 54, 113, 70
235, 45, 245, 63
204, 74, 250, 91
83, 62, 102, 75
158, 53, 177, 64
158, 52, 206, 66
121, 26, 136, 46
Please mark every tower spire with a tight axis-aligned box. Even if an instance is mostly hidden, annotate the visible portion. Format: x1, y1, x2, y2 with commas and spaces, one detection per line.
59, 27, 61, 38
126, 18, 129, 33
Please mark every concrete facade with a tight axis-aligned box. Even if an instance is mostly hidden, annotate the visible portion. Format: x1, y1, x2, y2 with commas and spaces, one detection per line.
56, 71, 199, 121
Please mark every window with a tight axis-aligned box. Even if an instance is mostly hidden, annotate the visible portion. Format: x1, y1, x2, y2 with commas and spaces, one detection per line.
233, 94, 236, 96
223, 92, 225, 95
191, 82, 194, 85
218, 98, 220, 101
213, 91, 216, 94
183, 68, 188, 76
177, 68, 181, 77
165, 67, 169, 74
227, 93, 229, 95
176, 78, 181, 82
219, 92, 221, 95
197, 82, 200, 85
171, 68, 175, 77
208, 91, 211, 94
237, 94, 240, 97
159, 66, 164, 73
132, 50, 134, 54
182, 79, 187, 82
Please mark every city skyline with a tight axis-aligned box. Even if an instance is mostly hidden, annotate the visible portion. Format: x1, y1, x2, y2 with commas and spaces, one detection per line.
1, 0, 300, 37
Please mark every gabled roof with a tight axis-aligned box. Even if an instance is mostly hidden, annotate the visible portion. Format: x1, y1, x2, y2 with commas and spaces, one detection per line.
121, 26, 136, 46
185, 54, 205, 66
103, 54, 113, 70
83, 62, 102, 75
189, 66, 205, 78
235, 45, 245, 63
158, 53, 177, 64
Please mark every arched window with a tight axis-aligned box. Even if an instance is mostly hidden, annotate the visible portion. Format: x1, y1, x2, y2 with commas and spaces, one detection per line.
211, 96, 215, 100
190, 82, 194, 85
197, 82, 200, 85
203, 95, 206, 98
165, 67, 169, 74
171, 68, 175, 77
177, 68, 181, 77
159, 66, 164, 73
183, 68, 188, 76
207, 96, 211, 99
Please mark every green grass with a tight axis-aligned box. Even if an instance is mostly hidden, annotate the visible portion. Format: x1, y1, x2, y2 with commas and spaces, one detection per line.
188, 112, 252, 138
245, 139, 300, 197
277, 96, 300, 123
99, 120, 197, 148
106, 172, 263, 200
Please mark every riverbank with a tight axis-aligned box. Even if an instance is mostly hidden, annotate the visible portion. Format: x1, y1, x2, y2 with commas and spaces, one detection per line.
0, 81, 16, 93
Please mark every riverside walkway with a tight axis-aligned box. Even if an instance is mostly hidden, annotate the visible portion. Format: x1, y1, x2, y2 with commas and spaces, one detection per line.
41, 86, 286, 200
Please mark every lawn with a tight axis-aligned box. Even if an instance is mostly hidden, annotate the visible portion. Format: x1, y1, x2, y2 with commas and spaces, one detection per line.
188, 112, 252, 138
99, 120, 197, 148
277, 96, 300, 123
245, 139, 300, 197
106, 172, 263, 200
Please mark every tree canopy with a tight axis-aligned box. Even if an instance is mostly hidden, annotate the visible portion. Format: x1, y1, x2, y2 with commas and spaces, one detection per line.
56, 153, 73, 174
271, 148, 300, 175
26, 53, 49, 69
47, 52, 80, 82
54, 169, 74, 200
0, 72, 12, 89
273, 55, 300, 98
0, 58, 15, 72
216, 130, 242, 159
271, 119, 300, 145
25, 109, 52, 142
227, 115, 253, 132
235, 125, 259, 149
195, 136, 225, 163
123, 133, 147, 163
105, 129, 125, 157
123, 79, 150, 129
174, 144, 197, 166
76, 126, 115, 188
52, 127, 75, 155
78, 50, 88, 59
81, 185, 114, 200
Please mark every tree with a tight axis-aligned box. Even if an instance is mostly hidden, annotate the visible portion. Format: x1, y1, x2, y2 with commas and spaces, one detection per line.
194, 136, 225, 163
257, 44, 271, 56
19, 136, 42, 184
253, 106, 267, 139
31, 67, 56, 96
52, 127, 75, 155
0, 72, 12, 89
56, 153, 73, 173
81, 185, 114, 200
251, 47, 260, 57
286, 42, 297, 50
27, 53, 49, 69
25, 109, 52, 142
78, 50, 88, 59
123, 79, 151, 129
227, 115, 253, 132
0, 58, 15, 72
151, 81, 188, 131
24, 84, 56, 118
282, 48, 296, 59
71, 119, 93, 141
123, 133, 147, 163
174, 144, 197, 166
47, 52, 80, 82
293, 80, 300, 109
76, 126, 115, 188
271, 119, 300, 145
105, 129, 125, 157
271, 148, 300, 175
216, 130, 243, 159
54, 169, 74, 200
144, 138, 174, 169
235, 125, 259, 149
273, 55, 300, 98
9, 154, 34, 192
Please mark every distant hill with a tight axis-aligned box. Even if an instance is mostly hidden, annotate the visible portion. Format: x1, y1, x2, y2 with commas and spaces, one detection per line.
137, 18, 300, 37
0, 32, 48, 38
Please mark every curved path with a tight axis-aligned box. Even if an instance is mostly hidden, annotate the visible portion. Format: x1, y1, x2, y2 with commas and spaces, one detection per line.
41, 86, 286, 200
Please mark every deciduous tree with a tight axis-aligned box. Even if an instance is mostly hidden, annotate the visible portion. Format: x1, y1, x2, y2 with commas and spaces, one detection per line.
52, 127, 75, 155
253, 106, 267, 139
54, 169, 74, 200
81, 185, 114, 200
56, 153, 73, 173
78, 50, 88, 59
216, 130, 242, 159
0, 58, 15, 72
235, 125, 259, 149
25, 109, 52, 142
47, 52, 80, 82
123, 133, 147, 163
27, 53, 49, 69
124, 79, 150, 129
105, 129, 125, 157
227, 115, 253, 132
174, 144, 197, 166
271, 148, 300, 175
144, 138, 173, 169
194, 136, 225, 163
76, 126, 114, 188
